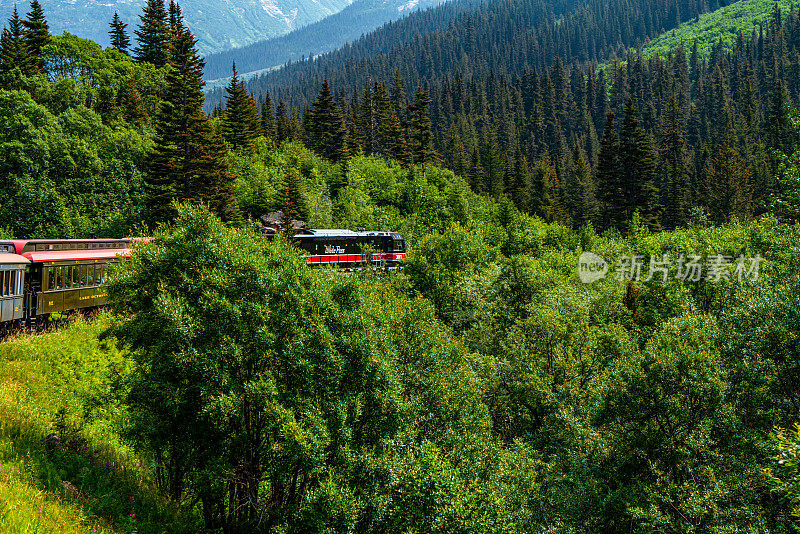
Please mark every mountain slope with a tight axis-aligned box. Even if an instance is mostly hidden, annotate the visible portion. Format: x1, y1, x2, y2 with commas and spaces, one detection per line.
205, 0, 724, 108
641, 0, 797, 59
203, 0, 455, 81
0, 0, 355, 55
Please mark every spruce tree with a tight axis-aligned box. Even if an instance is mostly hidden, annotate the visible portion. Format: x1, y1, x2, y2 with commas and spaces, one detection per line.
116, 76, 150, 126
22, 0, 48, 69
408, 86, 433, 175
0, 7, 33, 75
280, 168, 309, 224
275, 98, 291, 143
260, 91, 275, 140
509, 150, 531, 213
222, 62, 260, 151
134, 0, 170, 67
595, 112, 624, 230
168, 0, 183, 37
619, 99, 660, 230
146, 26, 236, 224
705, 131, 752, 224
109, 12, 131, 54
567, 144, 598, 228
659, 92, 690, 229
480, 135, 505, 197
309, 80, 348, 162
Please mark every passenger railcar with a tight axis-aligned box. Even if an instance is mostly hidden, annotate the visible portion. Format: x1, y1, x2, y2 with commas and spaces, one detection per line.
0, 238, 137, 328
0, 229, 407, 330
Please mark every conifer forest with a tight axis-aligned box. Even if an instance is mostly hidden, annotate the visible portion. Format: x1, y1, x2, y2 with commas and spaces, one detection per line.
2, 0, 800, 532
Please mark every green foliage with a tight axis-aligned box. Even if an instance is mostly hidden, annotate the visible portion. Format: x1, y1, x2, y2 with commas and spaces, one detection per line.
107, 203, 497, 532
766, 424, 800, 525
0, 89, 148, 237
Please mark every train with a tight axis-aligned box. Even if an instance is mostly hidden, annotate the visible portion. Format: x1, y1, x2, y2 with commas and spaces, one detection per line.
0, 229, 406, 328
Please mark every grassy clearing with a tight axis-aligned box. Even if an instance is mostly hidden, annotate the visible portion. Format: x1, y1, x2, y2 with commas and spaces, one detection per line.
642, 0, 797, 59
0, 315, 197, 533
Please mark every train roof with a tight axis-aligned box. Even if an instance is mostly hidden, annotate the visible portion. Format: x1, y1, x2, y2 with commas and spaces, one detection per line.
22, 249, 134, 263
293, 229, 398, 238
0, 238, 149, 256
0, 253, 30, 266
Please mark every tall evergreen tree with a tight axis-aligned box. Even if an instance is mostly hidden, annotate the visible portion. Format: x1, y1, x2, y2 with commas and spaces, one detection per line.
595, 112, 624, 230
109, 12, 131, 54
619, 99, 660, 230
705, 131, 752, 224
146, 25, 236, 223
260, 91, 275, 140
408, 86, 433, 175
22, 0, 48, 69
659, 92, 690, 229
0, 7, 33, 75
168, 0, 183, 37
567, 143, 598, 228
308, 80, 348, 162
116, 76, 150, 126
134, 0, 170, 67
222, 62, 261, 152
275, 98, 291, 143
280, 168, 309, 224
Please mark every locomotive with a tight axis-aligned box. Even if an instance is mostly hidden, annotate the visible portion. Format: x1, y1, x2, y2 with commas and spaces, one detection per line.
0, 229, 406, 328
266, 228, 407, 266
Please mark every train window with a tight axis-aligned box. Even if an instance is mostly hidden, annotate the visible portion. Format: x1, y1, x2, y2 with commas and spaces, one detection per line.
47, 267, 55, 290
55, 266, 62, 290
87, 265, 94, 286
72, 266, 79, 288
78, 265, 86, 287
8, 271, 16, 296
64, 266, 71, 289
0, 271, 5, 296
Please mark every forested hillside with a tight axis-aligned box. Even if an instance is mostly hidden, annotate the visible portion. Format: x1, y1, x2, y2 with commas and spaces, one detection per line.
3, 0, 800, 532
219, 0, 800, 235
211, 0, 724, 106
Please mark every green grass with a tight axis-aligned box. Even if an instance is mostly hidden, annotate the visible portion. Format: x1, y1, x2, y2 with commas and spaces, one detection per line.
642, 0, 798, 60
0, 315, 198, 533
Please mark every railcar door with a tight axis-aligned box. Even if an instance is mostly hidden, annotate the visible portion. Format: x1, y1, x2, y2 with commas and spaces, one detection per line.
0, 254, 30, 323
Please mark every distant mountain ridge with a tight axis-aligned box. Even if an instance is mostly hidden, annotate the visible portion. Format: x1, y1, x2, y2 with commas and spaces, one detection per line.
0, 0, 356, 55
202, 0, 454, 81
